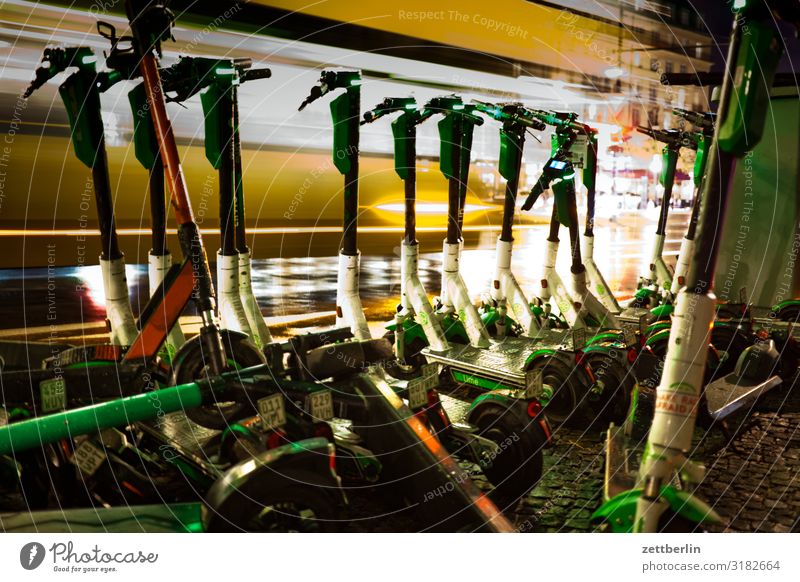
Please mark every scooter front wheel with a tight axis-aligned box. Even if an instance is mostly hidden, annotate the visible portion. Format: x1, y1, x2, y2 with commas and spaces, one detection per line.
467, 399, 546, 513
172, 330, 266, 429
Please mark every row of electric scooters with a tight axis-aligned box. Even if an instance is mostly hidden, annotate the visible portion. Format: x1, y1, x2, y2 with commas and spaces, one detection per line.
0, 0, 798, 533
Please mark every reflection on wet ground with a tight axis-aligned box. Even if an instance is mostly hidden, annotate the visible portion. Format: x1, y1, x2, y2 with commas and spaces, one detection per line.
0, 216, 688, 337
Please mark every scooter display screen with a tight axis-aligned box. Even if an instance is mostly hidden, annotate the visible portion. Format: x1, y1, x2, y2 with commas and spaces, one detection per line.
546, 159, 568, 170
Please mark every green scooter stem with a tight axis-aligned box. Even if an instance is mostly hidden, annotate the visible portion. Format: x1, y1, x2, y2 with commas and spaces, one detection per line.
390, 112, 419, 244
498, 126, 525, 243
56, 64, 122, 260
330, 86, 361, 256
129, 83, 167, 255
654, 146, 679, 237
685, 134, 710, 241
233, 94, 248, 252
583, 133, 598, 237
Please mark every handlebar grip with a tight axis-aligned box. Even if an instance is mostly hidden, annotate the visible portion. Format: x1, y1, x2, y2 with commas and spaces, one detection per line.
241, 68, 271, 82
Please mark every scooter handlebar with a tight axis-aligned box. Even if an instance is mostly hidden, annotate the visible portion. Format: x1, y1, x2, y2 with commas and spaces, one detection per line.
298, 70, 361, 111
23, 46, 96, 98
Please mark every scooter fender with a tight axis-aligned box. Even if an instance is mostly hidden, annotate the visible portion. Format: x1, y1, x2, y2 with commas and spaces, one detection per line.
202, 437, 344, 531
385, 319, 429, 348
591, 486, 723, 533
650, 304, 674, 319
771, 299, 800, 318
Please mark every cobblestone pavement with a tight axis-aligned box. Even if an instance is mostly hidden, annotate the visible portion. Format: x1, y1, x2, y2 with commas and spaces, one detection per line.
510, 381, 800, 533
347, 379, 800, 532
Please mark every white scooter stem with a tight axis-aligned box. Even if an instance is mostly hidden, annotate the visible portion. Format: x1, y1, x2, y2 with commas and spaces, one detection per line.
491, 237, 541, 336
337, 251, 371, 340
100, 256, 138, 346
442, 241, 490, 348
670, 237, 693, 296
148, 252, 186, 353
643, 233, 674, 290
541, 239, 585, 329
401, 241, 448, 351
581, 234, 622, 314
238, 251, 273, 349
635, 290, 719, 531
216, 251, 253, 336
572, 270, 620, 328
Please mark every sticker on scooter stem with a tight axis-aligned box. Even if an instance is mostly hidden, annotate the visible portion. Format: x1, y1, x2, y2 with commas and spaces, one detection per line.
306, 390, 334, 421
525, 368, 543, 399
655, 382, 699, 417
407, 364, 438, 409
39, 377, 66, 413
257, 394, 287, 431
72, 440, 107, 477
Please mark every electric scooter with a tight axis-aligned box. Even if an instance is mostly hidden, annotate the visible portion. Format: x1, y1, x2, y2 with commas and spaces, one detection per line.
629, 125, 693, 309
593, 0, 797, 532
521, 110, 620, 330
392, 95, 608, 427
128, 81, 187, 359
9, 46, 139, 357
360, 96, 553, 508
156, 55, 273, 345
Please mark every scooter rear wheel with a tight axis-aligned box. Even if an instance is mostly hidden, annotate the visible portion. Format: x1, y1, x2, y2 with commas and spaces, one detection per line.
582, 350, 636, 425
468, 399, 546, 512
525, 355, 583, 425
172, 330, 266, 429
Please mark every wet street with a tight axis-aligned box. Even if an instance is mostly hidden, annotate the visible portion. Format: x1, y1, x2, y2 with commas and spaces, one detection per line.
0, 212, 687, 341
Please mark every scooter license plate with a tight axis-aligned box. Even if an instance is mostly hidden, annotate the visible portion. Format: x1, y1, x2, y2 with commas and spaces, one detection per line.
525, 368, 544, 399
72, 440, 107, 477
621, 322, 638, 347
307, 390, 334, 421
407, 364, 438, 409
257, 394, 287, 431
40, 377, 67, 413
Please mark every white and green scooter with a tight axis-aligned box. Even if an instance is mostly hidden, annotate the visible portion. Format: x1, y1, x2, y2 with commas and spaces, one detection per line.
593, 0, 795, 532
521, 110, 619, 329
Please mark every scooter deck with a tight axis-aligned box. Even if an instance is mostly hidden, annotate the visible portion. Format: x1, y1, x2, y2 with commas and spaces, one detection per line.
422, 330, 574, 390
0, 502, 203, 532
705, 375, 782, 420
603, 423, 636, 501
